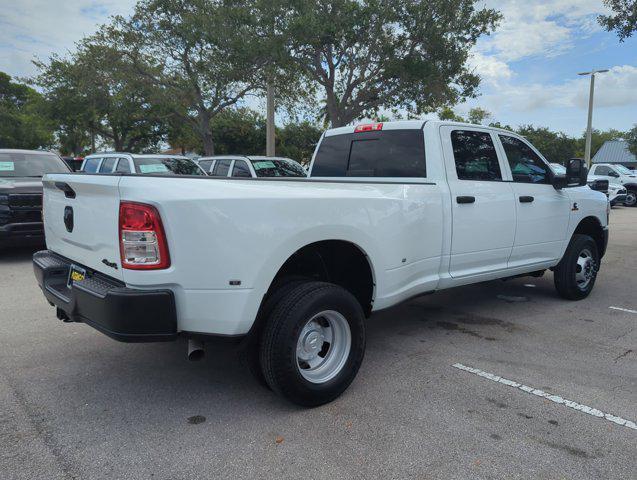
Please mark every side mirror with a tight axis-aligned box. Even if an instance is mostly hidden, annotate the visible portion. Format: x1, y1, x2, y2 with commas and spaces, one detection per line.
608, 171, 619, 177
566, 158, 588, 187
552, 174, 568, 189
552, 158, 588, 189
588, 179, 609, 193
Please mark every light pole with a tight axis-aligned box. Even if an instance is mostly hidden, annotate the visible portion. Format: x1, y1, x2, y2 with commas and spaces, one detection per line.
266, 80, 275, 157
578, 69, 608, 167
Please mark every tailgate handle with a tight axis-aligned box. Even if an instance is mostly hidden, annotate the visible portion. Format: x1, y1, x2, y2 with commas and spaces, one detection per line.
55, 182, 76, 199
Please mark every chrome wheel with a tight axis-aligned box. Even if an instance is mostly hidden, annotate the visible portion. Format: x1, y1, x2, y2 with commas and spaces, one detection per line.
296, 310, 351, 384
575, 248, 596, 290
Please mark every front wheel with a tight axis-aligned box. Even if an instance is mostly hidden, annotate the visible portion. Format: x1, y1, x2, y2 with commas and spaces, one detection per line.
554, 234, 599, 300
259, 281, 366, 407
624, 190, 637, 207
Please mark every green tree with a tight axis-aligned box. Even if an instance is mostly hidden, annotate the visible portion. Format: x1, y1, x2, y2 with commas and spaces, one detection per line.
438, 106, 464, 122
278, 121, 323, 165
626, 124, 637, 156
108, 0, 283, 155
34, 38, 168, 153
212, 108, 267, 155
516, 125, 578, 164
467, 107, 491, 125
167, 108, 266, 155
286, 0, 500, 127
0, 72, 54, 149
574, 128, 627, 158
437, 106, 491, 124
598, 0, 637, 41
488, 121, 514, 132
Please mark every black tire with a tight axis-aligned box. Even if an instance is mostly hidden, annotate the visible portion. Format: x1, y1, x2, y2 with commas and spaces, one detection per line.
624, 190, 637, 207
259, 281, 365, 407
238, 277, 307, 388
554, 234, 599, 300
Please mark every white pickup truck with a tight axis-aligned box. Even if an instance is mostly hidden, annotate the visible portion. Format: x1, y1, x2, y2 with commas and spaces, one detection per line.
588, 163, 637, 207
34, 121, 609, 406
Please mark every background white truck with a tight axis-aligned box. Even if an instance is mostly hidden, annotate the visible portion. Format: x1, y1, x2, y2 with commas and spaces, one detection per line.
34, 120, 609, 406
588, 163, 637, 207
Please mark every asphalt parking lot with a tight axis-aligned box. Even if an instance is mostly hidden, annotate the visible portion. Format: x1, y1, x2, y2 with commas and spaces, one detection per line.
1, 208, 635, 480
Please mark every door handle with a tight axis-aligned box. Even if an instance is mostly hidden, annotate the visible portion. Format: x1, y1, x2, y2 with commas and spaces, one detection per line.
456, 196, 475, 204
54, 182, 76, 199
519, 196, 534, 203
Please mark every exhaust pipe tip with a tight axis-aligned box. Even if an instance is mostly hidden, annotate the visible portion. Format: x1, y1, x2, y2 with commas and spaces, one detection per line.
187, 339, 205, 361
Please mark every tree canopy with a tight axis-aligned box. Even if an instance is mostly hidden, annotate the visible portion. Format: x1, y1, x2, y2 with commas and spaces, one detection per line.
285, 0, 500, 127
599, 0, 637, 41
0, 72, 54, 149
105, 0, 293, 155
34, 38, 167, 154
626, 124, 637, 156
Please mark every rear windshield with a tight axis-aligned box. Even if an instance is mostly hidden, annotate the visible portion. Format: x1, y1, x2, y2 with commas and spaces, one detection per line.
0, 152, 69, 177
133, 157, 204, 175
251, 158, 306, 177
311, 129, 426, 177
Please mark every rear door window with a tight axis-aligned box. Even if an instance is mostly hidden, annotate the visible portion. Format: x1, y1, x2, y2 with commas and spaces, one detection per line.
99, 157, 117, 173
451, 130, 502, 181
198, 160, 214, 173
212, 159, 232, 176
232, 160, 252, 177
115, 158, 131, 173
312, 129, 426, 177
83, 158, 101, 173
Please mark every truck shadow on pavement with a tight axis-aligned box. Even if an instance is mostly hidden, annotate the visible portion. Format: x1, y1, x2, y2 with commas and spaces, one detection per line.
23, 275, 565, 421
0, 246, 41, 264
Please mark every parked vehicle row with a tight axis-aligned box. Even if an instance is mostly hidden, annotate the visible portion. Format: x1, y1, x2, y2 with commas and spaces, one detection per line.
33, 120, 609, 406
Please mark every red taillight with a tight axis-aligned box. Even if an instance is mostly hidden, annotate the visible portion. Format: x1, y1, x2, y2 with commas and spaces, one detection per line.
354, 123, 383, 133
119, 202, 170, 270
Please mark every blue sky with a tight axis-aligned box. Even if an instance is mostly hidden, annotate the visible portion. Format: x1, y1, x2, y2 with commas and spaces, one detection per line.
1, 0, 636, 137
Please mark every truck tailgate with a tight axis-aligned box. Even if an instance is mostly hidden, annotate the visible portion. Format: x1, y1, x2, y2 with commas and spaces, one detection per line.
42, 174, 123, 280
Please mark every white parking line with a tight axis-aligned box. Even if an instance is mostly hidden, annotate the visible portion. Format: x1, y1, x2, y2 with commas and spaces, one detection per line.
452, 363, 637, 431
609, 306, 637, 314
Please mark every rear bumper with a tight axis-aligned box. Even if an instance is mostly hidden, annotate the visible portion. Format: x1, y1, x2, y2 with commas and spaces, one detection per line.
0, 222, 44, 248
33, 250, 177, 342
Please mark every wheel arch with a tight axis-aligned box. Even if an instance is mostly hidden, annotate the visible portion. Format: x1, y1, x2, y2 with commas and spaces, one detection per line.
572, 215, 606, 258
242, 236, 377, 344
266, 239, 375, 315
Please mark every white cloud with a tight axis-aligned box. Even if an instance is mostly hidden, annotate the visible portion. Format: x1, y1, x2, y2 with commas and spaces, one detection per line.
468, 65, 637, 114
468, 51, 513, 86
0, 0, 134, 78
480, 0, 609, 62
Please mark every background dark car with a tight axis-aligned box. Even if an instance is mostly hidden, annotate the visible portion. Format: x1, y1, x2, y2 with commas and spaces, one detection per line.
0, 149, 70, 249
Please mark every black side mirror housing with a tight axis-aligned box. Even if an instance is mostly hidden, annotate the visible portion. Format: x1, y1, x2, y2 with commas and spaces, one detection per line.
588, 179, 609, 193
552, 175, 568, 189
552, 158, 588, 189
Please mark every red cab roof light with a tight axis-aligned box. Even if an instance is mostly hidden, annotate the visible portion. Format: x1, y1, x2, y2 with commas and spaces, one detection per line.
354, 123, 383, 133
